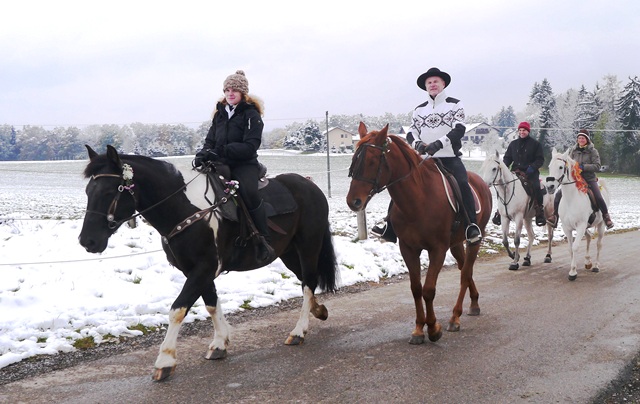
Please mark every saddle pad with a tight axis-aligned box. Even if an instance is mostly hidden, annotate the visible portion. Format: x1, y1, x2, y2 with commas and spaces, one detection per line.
259, 178, 298, 217
437, 167, 481, 214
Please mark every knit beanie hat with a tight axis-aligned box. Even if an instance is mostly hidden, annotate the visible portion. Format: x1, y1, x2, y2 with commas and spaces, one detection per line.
518, 121, 531, 132
577, 128, 591, 144
223, 70, 249, 94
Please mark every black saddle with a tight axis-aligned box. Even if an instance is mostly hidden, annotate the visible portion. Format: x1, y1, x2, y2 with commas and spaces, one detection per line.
204, 162, 297, 223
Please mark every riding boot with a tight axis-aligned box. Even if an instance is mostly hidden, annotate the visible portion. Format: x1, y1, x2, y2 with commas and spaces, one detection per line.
534, 203, 546, 227
371, 220, 397, 243
603, 213, 614, 229
492, 210, 501, 226
249, 201, 276, 266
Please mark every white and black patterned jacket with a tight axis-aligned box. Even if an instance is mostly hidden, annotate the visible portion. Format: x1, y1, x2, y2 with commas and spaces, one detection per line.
406, 90, 466, 158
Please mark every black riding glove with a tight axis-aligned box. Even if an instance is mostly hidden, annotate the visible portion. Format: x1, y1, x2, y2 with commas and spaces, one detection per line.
425, 140, 443, 156
414, 141, 428, 155
193, 149, 219, 168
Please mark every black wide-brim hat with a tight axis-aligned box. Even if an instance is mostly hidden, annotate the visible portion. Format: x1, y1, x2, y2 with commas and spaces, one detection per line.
417, 67, 451, 91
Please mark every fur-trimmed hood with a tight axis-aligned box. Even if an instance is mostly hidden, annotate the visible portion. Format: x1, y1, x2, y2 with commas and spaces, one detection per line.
213, 94, 264, 118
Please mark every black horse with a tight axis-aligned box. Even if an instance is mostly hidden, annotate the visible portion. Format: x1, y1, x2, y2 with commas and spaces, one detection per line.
79, 145, 338, 381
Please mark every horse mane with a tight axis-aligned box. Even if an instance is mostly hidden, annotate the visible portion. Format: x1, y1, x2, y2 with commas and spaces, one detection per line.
83, 153, 186, 189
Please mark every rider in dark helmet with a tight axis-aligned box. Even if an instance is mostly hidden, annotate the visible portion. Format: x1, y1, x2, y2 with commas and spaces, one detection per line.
193, 70, 275, 266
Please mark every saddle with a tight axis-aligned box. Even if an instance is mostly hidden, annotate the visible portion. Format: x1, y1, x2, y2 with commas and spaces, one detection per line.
432, 159, 482, 234
204, 162, 297, 234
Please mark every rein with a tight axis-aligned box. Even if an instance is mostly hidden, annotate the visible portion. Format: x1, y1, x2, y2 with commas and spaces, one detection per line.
86, 167, 207, 233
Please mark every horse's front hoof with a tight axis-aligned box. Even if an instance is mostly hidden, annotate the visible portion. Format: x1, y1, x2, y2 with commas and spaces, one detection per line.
152, 366, 175, 382
544, 254, 552, 263
409, 334, 425, 345
522, 258, 531, 267
568, 274, 577, 281
205, 348, 227, 360
285, 335, 304, 345
467, 306, 481, 316
312, 304, 328, 321
447, 322, 460, 332
592, 267, 600, 273
509, 263, 519, 271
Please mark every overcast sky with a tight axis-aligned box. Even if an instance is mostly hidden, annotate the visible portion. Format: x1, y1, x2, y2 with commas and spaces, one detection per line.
1, 0, 638, 131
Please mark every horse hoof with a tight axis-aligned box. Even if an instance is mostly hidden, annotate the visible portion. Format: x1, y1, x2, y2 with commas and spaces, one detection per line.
509, 263, 519, 271
467, 307, 481, 316
585, 263, 593, 270
544, 255, 552, 263
205, 348, 227, 360
522, 259, 531, 267
592, 267, 600, 273
312, 304, 328, 321
409, 335, 425, 345
152, 366, 175, 382
447, 322, 460, 332
428, 329, 443, 342
568, 274, 577, 281
285, 335, 304, 345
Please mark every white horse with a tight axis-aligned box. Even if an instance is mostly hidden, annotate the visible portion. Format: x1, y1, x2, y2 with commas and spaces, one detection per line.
480, 151, 555, 270
545, 148, 610, 281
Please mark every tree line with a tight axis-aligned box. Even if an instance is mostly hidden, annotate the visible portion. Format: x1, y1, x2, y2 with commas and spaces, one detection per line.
1, 75, 638, 173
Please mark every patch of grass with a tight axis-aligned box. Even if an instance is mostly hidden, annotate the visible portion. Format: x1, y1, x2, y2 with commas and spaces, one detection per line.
132, 275, 142, 284
343, 263, 354, 270
240, 299, 253, 310
128, 323, 157, 335
36, 337, 47, 343
280, 273, 291, 279
73, 336, 96, 350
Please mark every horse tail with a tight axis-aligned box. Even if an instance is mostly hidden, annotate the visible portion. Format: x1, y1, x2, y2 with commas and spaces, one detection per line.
317, 224, 338, 293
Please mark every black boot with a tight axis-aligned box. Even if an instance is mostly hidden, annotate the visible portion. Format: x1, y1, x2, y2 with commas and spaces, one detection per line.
249, 201, 276, 266
371, 220, 397, 243
492, 210, 501, 226
534, 203, 546, 227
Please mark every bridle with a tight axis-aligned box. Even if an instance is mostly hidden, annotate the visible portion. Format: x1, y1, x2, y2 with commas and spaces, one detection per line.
348, 137, 423, 199
85, 164, 207, 232
547, 156, 577, 187
488, 159, 519, 207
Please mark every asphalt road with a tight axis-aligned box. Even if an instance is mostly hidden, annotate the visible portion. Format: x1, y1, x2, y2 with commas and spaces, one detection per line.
3, 230, 640, 403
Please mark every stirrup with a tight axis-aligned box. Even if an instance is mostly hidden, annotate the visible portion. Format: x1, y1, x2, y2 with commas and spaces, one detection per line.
465, 224, 482, 245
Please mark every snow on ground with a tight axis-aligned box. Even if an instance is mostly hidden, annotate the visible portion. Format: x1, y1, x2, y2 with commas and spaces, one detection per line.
1, 151, 638, 369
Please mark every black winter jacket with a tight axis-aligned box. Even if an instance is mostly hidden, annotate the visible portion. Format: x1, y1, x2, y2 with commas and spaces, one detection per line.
503, 135, 544, 173
202, 100, 264, 167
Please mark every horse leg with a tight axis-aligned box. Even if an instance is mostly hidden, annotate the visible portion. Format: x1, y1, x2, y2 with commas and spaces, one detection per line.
152, 271, 212, 381
285, 286, 315, 345
423, 249, 447, 342
522, 220, 534, 267
502, 221, 515, 261
400, 245, 428, 344
450, 243, 465, 270
203, 288, 231, 360
564, 225, 582, 281
509, 221, 522, 271
449, 243, 482, 331
544, 224, 553, 263
592, 223, 605, 273
584, 230, 593, 270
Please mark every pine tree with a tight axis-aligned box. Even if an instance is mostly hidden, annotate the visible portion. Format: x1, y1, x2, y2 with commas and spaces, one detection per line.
529, 79, 556, 160
614, 76, 640, 173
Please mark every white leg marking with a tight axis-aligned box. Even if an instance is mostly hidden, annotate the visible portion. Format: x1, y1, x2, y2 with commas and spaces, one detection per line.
206, 304, 231, 352
290, 286, 313, 338
154, 307, 187, 369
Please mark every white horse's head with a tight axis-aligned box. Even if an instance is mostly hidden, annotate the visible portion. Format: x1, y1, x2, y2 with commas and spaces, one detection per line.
545, 147, 574, 193
480, 150, 509, 186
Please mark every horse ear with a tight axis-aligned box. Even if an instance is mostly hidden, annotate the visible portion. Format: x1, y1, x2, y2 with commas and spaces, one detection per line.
381, 124, 389, 135
86, 145, 98, 160
358, 122, 367, 138
106, 145, 123, 169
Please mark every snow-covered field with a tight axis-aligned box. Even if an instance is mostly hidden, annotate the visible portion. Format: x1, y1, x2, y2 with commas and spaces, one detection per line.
1, 150, 639, 369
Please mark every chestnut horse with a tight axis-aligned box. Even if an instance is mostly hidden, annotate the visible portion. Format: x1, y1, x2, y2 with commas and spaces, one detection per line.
346, 122, 492, 344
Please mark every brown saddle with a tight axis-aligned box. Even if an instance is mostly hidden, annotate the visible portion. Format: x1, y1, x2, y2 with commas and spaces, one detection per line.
432, 159, 481, 217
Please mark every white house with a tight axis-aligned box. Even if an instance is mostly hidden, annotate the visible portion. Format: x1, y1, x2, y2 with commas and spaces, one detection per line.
462, 122, 501, 146
322, 127, 356, 152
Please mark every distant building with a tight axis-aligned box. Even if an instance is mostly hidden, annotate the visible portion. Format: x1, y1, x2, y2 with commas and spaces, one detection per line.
462, 122, 501, 146
322, 127, 356, 152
